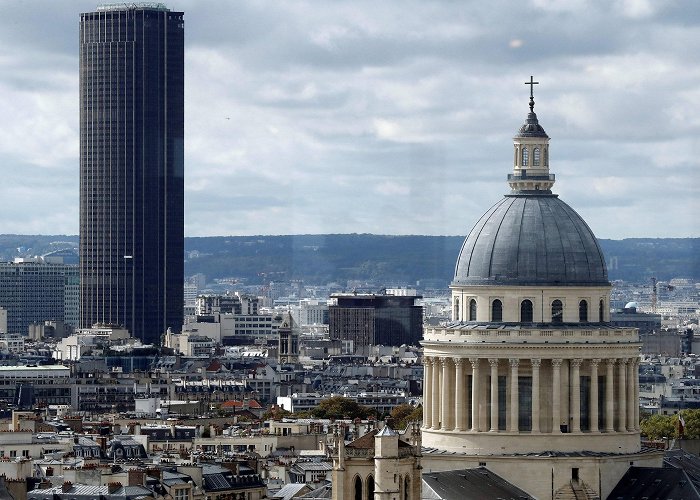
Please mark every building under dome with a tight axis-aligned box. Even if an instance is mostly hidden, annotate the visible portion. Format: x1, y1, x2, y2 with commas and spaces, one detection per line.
420, 82, 663, 499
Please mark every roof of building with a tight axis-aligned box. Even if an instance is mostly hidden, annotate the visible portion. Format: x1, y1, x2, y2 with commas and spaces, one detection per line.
422, 468, 534, 500
345, 429, 379, 449
607, 466, 700, 499
298, 482, 333, 499
664, 449, 700, 489
453, 194, 608, 287
270, 483, 312, 500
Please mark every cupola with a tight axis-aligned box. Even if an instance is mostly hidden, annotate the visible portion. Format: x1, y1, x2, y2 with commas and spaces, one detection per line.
508, 76, 555, 192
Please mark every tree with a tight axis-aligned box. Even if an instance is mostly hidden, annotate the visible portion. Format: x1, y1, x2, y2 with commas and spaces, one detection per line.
263, 406, 291, 421
389, 404, 423, 430
310, 396, 376, 420
640, 413, 675, 440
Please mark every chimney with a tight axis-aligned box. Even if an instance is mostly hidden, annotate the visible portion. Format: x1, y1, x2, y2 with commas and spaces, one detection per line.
62, 481, 72, 493
108, 482, 122, 494
128, 470, 145, 486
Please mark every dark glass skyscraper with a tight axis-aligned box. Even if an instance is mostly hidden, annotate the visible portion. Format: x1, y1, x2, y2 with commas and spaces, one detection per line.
79, 4, 184, 344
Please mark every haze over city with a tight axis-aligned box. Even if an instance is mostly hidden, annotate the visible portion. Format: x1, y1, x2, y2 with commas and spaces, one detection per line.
0, 0, 698, 238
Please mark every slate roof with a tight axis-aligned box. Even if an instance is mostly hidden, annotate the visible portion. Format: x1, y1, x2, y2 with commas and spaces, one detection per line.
299, 482, 333, 499
453, 194, 608, 287
607, 466, 700, 499
664, 449, 700, 489
270, 483, 311, 500
422, 468, 534, 500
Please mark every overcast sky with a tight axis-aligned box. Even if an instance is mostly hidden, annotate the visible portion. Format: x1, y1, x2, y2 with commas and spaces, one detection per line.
0, 0, 698, 238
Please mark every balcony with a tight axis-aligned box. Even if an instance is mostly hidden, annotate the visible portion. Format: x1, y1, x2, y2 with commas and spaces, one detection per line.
507, 173, 555, 181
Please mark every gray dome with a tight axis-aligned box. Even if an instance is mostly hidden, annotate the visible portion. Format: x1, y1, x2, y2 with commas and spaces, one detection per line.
453, 194, 608, 286
516, 111, 548, 138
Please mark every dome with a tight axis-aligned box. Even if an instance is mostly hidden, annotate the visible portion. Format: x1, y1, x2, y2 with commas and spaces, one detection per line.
516, 111, 548, 138
453, 193, 608, 286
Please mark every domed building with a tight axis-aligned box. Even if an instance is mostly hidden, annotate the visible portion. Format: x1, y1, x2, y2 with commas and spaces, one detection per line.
421, 84, 663, 499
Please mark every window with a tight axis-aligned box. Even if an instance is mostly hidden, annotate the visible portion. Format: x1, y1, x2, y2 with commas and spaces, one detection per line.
551, 300, 563, 324
579, 300, 588, 322
367, 475, 375, 499
469, 299, 477, 321
453, 297, 459, 321
491, 299, 502, 322
533, 147, 540, 166
599, 299, 605, 322
544, 147, 548, 166
520, 299, 533, 322
354, 476, 362, 500
522, 147, 529, 166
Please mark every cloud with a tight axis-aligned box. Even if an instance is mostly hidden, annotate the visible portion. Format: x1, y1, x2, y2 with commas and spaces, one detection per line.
0, 0, 696, 239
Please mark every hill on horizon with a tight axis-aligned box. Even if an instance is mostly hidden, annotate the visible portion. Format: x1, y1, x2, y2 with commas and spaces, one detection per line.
0, 234, 697, 287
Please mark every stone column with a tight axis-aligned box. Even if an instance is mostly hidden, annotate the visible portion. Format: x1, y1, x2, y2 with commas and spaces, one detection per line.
489, 358, 499, 432
509, 359, 519, 432
454, 358, 466, 431
531, 359, 541, 433
634, 359, 641, 431
423, 357, 432, 428
551, 359, 562, 433
605, 359, 615, 432
470, 358, 480, 432
431, 357, 440, 429
627, 358, 636, 432
618, 359, 628, 432
589, 359, 600, 433
441, 358, 452, 430
571, 359, 582, 433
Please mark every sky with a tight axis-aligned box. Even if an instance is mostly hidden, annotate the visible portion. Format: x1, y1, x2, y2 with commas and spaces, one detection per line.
0, 0, 698, 239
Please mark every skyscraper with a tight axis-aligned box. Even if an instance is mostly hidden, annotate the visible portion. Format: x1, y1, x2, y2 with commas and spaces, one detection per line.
79, 4, 184, 344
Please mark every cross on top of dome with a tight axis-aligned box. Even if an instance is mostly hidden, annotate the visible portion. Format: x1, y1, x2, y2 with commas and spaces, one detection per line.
525, 75, 539, 112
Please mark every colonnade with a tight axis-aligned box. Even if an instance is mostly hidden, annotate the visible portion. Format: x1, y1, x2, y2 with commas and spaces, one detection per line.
422, 355, 640, 434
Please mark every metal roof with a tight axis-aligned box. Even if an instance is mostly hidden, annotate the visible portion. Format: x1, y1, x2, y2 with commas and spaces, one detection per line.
453, 194, 608, 287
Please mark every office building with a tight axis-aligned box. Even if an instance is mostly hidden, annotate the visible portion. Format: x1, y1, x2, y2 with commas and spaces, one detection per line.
329, 293, 423, 348
0, 258, 79, 334
420, 86, 663, 498
79, 4, 184, 344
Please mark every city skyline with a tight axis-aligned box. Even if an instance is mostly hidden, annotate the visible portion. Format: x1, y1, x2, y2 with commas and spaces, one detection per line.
0, 1, 698, 239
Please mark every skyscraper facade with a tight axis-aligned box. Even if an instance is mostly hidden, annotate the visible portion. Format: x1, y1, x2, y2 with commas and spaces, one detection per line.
79, 4, 184, 344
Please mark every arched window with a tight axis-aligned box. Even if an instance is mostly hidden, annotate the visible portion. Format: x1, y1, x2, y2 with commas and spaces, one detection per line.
454, 297, 460, 321
521, 299, 533, 323
404, 476, 410, 500
367, 475, 375, 499
522, 147, 529, 166
544, 147, 548, 166
533, 147, 540, 166
469, 299, 477, 321
579, 300, 588, 322
599, 299, 605, 322
492, 299, 503, 322
354, 476, 362, 500
551, 300, 563, 324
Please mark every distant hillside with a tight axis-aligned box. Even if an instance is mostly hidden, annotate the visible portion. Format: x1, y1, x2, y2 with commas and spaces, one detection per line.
0, 234, 697, 286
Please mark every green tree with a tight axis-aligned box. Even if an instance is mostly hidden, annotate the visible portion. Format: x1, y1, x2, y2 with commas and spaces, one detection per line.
310, 396, 376, 420
389, 404, 423, 430
263, 406, 291, 421
640, 413, 675, 440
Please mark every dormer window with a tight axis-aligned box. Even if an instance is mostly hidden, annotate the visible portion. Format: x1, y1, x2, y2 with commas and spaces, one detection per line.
522, 147, 529, 167
533, 147, 540, 166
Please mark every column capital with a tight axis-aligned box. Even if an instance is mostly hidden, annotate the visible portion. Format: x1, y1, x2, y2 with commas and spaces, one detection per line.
424, 357, 433, 367
551, 359, 563, 368
590, 358, 601, 368
606, 358, 617, 367
469, 357, 480, 369
617, 358, 629, 366
509, 358, 520, 368
440, 357, 451, 367
488, 358, 499, 368
571, 358, 583, 368
453, 357, 465, 367
531, 358, 541, 369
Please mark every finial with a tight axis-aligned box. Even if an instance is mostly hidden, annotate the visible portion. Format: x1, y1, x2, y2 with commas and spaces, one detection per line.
524, 76, 539, 112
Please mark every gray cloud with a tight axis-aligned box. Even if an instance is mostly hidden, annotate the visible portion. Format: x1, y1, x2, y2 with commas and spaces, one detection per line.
0, 0, 696, 239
